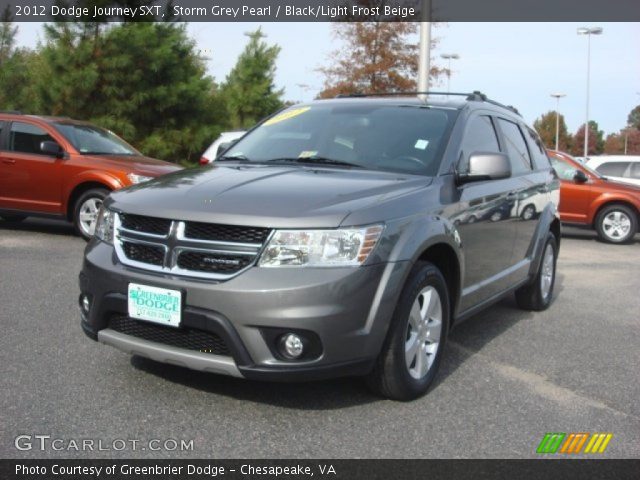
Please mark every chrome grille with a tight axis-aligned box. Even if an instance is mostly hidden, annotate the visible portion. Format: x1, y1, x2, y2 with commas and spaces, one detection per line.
184, 222, 271, 244
120, 213, 171, 236
114, 213, 270, 280
122, 241, 165, 266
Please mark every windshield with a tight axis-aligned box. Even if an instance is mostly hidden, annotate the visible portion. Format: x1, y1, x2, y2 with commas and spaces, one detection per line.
54, 123, 139, 156
222, 104, 456, 176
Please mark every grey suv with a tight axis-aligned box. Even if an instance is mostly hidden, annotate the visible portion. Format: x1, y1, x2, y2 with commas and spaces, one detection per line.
79, 92, 561, 400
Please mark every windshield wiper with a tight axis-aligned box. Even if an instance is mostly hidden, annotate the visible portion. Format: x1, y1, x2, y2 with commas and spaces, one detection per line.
217, 154, 251, 162
265, 157, 364, 168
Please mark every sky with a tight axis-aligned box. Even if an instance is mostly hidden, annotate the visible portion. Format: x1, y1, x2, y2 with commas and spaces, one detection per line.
13, 21, 640, 135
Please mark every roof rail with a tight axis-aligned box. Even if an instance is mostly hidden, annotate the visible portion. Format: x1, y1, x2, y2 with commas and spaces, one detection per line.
336, 91, 478, 99
334, 90, 521, 116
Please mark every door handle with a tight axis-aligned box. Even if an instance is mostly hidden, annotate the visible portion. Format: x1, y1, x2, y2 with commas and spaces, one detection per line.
1, 159, 16, 165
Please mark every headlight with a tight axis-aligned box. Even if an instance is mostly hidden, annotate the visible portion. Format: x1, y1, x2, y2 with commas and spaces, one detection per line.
94, 207, 115, 244
127, 173, 153, 184
259, 225, 384, 267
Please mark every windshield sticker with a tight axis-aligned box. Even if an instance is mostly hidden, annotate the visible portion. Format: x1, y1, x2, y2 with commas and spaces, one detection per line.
298, 151, 318, 158
414, 139, 429, 150
263, 107, 311, 126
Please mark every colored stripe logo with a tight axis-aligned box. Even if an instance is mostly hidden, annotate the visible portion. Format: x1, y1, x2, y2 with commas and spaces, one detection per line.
537, 433, 612, 454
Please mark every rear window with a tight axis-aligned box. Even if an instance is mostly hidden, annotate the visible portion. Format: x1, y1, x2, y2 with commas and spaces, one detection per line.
496, 118, 532, 174
595, 161, 630, 177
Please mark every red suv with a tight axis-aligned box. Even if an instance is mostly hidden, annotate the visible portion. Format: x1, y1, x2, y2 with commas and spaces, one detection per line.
0, 113, 181, 238
548, 150, 640, 243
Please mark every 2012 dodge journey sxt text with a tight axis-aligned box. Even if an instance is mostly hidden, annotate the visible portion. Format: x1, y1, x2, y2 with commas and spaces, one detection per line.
79, 92, 561, 400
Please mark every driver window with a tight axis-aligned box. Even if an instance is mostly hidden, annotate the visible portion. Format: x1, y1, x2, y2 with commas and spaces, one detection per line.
9, 122, 58, 155
459, 115, 500, 173
549, 156, 578, 180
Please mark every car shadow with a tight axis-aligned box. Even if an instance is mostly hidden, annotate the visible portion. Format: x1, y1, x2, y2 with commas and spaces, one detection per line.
130, 355, 379, 410
561, 226, 640, 244
431, 273, 566, 392
130, 282, 561, 409
0, 218, 76, 237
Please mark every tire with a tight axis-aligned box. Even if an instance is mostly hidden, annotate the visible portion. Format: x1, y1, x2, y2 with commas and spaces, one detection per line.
515, 232, 557, 311
521, 204, 536, 220
594, 204, 637, 244
366, 262, 450, 401
0, 214, 27, 222
73, 188, 109, 240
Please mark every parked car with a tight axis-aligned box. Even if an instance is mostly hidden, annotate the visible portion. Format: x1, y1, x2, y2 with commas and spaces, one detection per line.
80, 93, 561, 400
548, 150, 640, 243
199, 131, 246, 165
0, 112, 181, 239
586, 155, 640, 187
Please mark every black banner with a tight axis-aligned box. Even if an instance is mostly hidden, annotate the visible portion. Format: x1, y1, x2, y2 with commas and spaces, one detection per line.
2, 459, 640, 480
1, 0, 638, 22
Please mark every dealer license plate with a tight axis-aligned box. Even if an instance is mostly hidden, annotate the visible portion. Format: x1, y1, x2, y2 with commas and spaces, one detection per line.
128, 283, 182, 328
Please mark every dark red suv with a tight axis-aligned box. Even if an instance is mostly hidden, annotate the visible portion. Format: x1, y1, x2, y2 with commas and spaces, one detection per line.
0, 113, 181, 238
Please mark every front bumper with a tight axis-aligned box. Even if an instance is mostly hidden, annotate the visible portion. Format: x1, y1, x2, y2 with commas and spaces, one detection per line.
79, 240, 409, 381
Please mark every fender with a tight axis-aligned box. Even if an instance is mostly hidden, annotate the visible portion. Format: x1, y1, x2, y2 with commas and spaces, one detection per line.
526, 202, 561, 278
63, 170, 125, 213
587, 192, 640, 225
383, 213, 465, 314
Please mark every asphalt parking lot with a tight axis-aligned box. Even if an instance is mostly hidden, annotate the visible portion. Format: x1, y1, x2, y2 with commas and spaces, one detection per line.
0, 218, 638, 459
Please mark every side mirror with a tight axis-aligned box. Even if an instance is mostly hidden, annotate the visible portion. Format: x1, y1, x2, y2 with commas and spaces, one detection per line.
458, 152, 511, 184
216, 140, 238, 158
40, 141, 64, 158
574, 170, 589, 183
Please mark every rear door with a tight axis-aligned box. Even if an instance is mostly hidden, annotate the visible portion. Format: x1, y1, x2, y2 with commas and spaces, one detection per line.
455, 113, 517, 310
0, 121, 65, 214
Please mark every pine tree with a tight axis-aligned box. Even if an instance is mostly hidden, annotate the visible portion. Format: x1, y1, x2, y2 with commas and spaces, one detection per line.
222, 28, 284, 129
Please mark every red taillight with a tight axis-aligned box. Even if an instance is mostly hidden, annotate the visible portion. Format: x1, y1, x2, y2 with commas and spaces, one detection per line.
199, 156, 209, 166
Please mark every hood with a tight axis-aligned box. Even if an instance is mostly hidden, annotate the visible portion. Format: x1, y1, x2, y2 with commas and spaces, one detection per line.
82, 154, 182, 177
595, 176, 640, 195
107, 164, 432, 228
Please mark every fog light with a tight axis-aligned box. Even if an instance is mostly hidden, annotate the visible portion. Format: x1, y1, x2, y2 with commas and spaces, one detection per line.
279, 333, 304, 359
81, 295, 91, 314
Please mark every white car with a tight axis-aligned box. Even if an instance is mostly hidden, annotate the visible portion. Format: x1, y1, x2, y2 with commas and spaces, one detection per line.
586, 156, 640, 186
199, 131, 246, 165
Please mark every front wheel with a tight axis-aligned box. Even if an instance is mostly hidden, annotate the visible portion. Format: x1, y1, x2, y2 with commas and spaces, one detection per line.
73, 188, 109, 240
366, 262, 450, 401
595, 204, 637, 244
515, 232, 557, 311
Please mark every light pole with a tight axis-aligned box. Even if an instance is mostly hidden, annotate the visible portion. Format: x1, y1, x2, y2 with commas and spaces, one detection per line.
440, 53, 460, 93
550, 93, 566, 151
577, 26, 603, 158
417, 0, 432, 98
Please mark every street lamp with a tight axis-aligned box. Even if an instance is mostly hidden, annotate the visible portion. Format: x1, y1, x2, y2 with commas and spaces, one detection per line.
440, 53, 460, 93
417, 0, 432, 98
577, 26, 603, 158
550, 93, 566, 151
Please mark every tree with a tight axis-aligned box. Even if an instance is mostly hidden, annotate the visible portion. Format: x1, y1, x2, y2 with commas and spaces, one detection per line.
603, 133, 623, 154
34, 22, 225, 164
0, 8, 41, 112
0, 5, 17, 63
628, 105, 640, 130
610, 129, 640, 155
533, 111, 572, 151
222, 28, 284, 129
318, 22, 443, 98
571, 121, 604, 156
